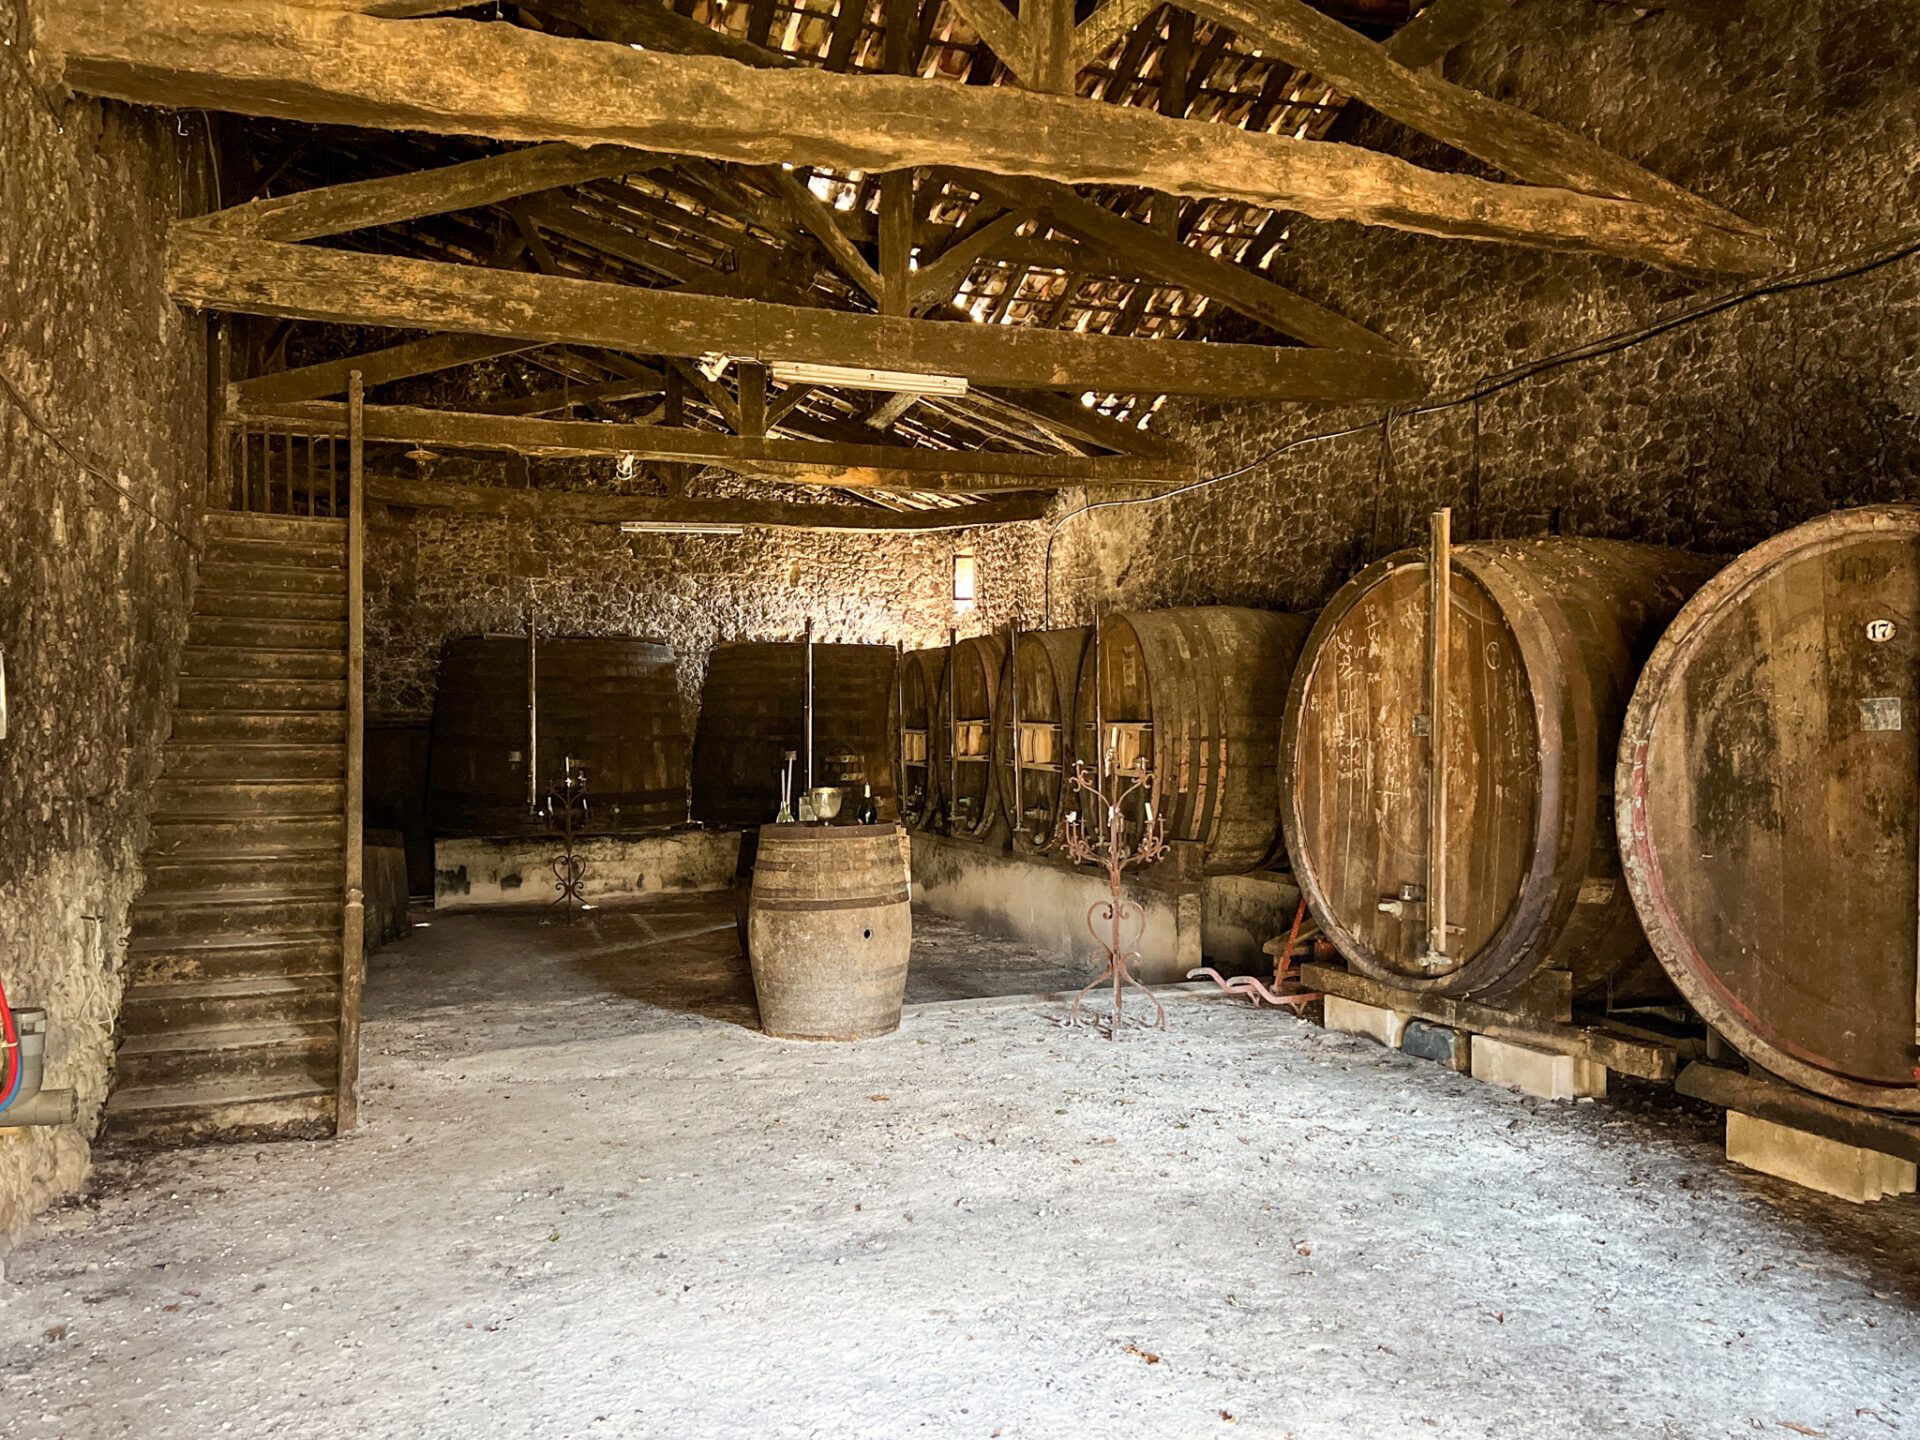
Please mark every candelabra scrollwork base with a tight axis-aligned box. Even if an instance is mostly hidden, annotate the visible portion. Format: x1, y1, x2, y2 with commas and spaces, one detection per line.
541, 760, 590, 920
1057, 760, 1169, 1039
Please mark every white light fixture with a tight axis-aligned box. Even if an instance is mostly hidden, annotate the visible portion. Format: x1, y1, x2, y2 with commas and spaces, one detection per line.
953, 551, 978, 612
620, 521, 746, 536
696, 351, 730, 382
768, 362, 968, 397
613, 452, 639, 480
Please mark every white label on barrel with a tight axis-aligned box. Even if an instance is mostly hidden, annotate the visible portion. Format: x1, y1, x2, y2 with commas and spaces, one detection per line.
1867, 619, 1897, 643
1860, 697, 1902, 732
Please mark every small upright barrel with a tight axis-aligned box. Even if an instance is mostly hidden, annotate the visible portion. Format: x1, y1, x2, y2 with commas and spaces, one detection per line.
1073, 607, 1311, 874
691, 642, 898, 827
428, 634, 686, 836
1283, 537, 1718, 1002
1621, 505, 1920, 1112
747, 823, 913, 1041
933, 634, 1007, 840
993, 626, 1089, 852
894, 648, 946, 831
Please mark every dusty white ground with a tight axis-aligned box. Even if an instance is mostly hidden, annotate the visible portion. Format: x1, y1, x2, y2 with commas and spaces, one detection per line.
3, 898, 1919, 1439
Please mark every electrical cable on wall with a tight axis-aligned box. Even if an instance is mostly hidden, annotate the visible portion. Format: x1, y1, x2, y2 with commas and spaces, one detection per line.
1041, 225, 1920, 625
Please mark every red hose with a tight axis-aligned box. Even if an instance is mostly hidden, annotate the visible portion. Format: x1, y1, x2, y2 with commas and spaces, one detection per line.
0, 969, 18, 1113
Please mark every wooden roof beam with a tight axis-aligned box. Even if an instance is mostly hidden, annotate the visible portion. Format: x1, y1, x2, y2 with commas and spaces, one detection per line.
43, 1, 1782, 273
1181, 0, 1770, 243
232, 332, 540, 405
167, 228, 1432, 401
197, 141, 656, 243
367, 472, 1052, 529
242, 400, 1195, 492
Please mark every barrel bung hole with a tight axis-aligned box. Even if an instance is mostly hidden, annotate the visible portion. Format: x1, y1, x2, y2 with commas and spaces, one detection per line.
862, 927, 873, 941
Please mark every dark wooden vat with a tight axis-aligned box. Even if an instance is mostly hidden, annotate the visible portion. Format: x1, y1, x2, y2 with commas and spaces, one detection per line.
1073, 606, 1311, 875
746, 823, 913, 1040
690, 641, 898, 828
933, 634, 1007, 841
894, 647, 946, 831
1620, 505, 1920, 1112
1283, 538, 1716, 1002
427, 635, 686, 837
992, 626, 1089, 852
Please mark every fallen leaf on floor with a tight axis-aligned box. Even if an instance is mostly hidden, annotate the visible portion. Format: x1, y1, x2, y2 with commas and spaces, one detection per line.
1779, 1424, 1825, 1437
1219, 1411, 1236, 1423
1122, 1343, 1160, 1364
868, 1094, 890, 1102
44, 1325, 67, 1342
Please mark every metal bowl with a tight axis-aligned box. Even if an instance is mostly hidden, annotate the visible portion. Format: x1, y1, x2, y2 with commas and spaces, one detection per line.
808, 785, 845, 821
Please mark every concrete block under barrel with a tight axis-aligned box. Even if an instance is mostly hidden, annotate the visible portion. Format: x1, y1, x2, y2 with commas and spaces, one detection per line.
746, 823, 912, 1041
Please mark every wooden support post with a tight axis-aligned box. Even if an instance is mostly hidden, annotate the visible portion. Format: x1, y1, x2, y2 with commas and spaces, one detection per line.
1008, 616, 1023, 839
1426, 505, 1451, 967
337, 370, 367, 1135
738, 361, 768, 438
879, 170, 915, 318
947, 626, 959, 836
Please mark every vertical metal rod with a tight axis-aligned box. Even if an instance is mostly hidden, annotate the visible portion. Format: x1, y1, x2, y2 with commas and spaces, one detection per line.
306, 432, 316, 518
338, 371, 367, 1135
1092, 607, 1106, 850
527, 590, 539, 815
1426, 506, 1452, 963
894, 640, 907, 825
946, 625, 958, 834
1008, 616, 1024, 844
237, 422, 249, 512
804, 617, 815, 796
209, 318, 231, 512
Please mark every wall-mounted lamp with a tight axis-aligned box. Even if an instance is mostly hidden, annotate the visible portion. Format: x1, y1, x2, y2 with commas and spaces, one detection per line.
953, 551, 977, 613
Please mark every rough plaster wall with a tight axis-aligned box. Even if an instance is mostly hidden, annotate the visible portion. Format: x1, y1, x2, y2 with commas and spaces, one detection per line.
1027, 0, 1920, 624
0, 8, 208, 1244
366, 506, 1044, 727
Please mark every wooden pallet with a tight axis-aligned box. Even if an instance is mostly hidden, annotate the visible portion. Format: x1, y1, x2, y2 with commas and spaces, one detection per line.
1676, 1061, 1920, 1166
1299, 960, 1684, 1083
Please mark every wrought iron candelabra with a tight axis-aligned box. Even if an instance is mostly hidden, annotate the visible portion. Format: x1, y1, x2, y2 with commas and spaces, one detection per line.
1058, 758, 1169, 1038
541, 757, 590, 919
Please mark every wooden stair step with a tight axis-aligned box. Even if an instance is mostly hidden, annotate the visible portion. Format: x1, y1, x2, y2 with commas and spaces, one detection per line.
188, 615, 347, 651
195, 561, 347, 597
120, 975, 340, 1035
204, 534, 346, 571
149, 778, 346, 817
147, 814, 344, 860
126, 932, 341, 985
174, 676, 346, 712
182, 646, 347, 681
169, 709, 346, 744
192, 588, 347, 622
130, 893, 343, 941
113, 1020, 338, 1092
204, 512, 346, 542
163, 741, 345, 781
144, 853, 344, 895
104, 1081, 336, 1147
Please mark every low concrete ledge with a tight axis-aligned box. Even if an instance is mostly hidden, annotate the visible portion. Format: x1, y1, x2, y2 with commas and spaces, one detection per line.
434, 829, 742, 912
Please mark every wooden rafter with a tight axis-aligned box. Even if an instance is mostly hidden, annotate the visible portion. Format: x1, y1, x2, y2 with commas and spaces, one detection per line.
233, 333, 540, 405
367, 472, 1053, 529
168, 227, 1431, 400
43, 1, 1781, 273
239, 400, 1196, 491
1179, 0, 1766, 239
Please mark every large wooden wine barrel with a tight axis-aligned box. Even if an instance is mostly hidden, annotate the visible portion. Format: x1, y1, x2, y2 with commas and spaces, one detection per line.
894, 648, 946, 831
747, 823, 913, 1040
690, 642, 898, 828
1283, 538, 1717, 1002
1072, 607, 1311, 875
428, 635, 686, 836
933, 634, 1007, 841
992, 626, 1089, 852
1621, 505, 1920, 1112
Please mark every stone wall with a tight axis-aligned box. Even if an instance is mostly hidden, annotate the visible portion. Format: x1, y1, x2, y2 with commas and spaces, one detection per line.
366, 503, 1043, 728
1022, 0, 1920, 626
0, 6, 209, 1244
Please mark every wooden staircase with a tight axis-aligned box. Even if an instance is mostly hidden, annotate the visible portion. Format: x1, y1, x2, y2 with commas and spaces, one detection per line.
110, 511, 360, 1145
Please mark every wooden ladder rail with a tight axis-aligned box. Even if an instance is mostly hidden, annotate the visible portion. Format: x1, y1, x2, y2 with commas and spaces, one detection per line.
337, 370, 367, 1134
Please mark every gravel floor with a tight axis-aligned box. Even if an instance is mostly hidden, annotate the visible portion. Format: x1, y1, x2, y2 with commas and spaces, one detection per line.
2, 897, 1917, 1439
